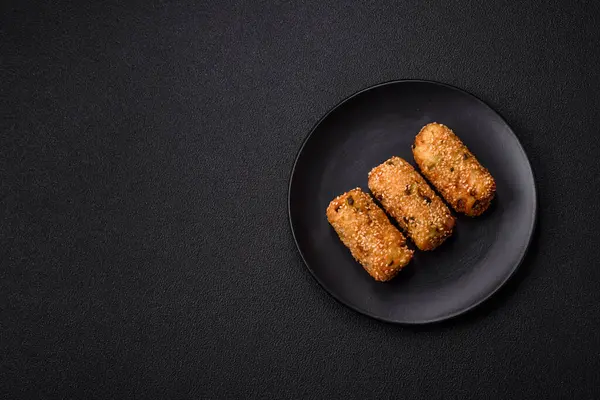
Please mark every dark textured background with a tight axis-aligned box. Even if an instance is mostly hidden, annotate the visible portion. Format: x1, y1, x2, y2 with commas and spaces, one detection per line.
2, 1, 600, 399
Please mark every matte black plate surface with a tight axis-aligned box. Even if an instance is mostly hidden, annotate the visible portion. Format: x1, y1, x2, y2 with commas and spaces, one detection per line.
288, 80, 537, 324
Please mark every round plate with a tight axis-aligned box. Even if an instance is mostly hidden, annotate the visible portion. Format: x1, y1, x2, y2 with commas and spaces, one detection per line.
288, 80, 537, 324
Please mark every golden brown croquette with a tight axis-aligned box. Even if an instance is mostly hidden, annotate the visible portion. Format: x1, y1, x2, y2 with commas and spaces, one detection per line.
368, 157, 455, 251
326, 188, 413, 281
413, 123, 496, 217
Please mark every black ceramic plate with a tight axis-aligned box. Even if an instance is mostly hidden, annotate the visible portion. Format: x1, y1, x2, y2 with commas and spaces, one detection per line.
288, 80, 536, 324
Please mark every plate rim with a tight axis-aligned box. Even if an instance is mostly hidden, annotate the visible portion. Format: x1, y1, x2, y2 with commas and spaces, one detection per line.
287, 79, 538, 324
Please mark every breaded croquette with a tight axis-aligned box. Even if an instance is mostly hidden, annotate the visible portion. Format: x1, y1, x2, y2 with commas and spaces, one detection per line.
413, 123, 496, 216
326, 188, 413, 281
368, 157, 455, 251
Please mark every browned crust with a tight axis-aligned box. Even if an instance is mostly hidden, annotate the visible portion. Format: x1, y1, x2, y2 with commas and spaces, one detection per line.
326, 188, 413, 281
368, 157, 455, 251
413, 122, 496, 216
